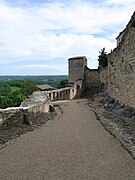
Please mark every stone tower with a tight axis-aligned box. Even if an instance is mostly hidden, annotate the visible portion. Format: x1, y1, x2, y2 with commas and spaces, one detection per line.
68, 56, 87, 82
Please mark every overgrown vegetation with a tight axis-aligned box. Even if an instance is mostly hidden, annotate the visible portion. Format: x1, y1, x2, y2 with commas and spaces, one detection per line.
98, 48, 108, 68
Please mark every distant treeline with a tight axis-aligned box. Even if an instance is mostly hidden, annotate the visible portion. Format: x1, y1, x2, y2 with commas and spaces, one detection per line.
0, 75, 68, 87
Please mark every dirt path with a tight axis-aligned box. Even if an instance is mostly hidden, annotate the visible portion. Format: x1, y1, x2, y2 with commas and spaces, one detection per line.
0, 100, 135, 180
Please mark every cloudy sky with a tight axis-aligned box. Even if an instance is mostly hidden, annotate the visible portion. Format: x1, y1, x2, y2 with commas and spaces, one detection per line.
0, 0, 135, 75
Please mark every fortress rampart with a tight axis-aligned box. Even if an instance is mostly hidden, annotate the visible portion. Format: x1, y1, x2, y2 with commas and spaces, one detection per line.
100, 12, 135, 108
68, 12, 135, 108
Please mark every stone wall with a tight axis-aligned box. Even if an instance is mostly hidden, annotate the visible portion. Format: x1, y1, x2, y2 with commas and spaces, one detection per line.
83, 66, 100, 96
68, 56, 87, 82
0, 85, 80, 128
0, 108, 24, 128
46, 87, 70, 101
67, 12, 135, 107
107, 12, 135, 108
0, 91, 50, 128
100, 67, 108, 85
21, 92, 50, 124
45, 85, 80, 101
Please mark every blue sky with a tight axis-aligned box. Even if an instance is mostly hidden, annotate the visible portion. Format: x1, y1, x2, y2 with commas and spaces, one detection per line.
0, 0, 135, 75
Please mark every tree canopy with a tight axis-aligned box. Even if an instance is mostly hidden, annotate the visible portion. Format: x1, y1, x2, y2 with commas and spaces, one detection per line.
98, 48, 108, 68
0, 80, 37, 109
57, 79, 68, 88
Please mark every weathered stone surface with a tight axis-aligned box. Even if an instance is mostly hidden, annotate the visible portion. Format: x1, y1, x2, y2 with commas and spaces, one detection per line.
20, 91, 50, 124
49, 104, 55, 112
68, 56, 87, 82
100, 67, 108, 85
100, 12, 135, 108
84, 67, 100, 96
0, 108, 24, 129
0, 91, 50, 128
21, 91, 48, 107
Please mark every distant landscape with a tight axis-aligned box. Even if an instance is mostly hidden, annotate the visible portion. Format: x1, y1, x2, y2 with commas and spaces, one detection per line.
0, 75, 68, 109
0, 75, 68, 87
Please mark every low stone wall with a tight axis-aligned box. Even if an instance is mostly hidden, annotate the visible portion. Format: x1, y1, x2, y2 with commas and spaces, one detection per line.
0, 108, 24, 128
45, 86, 77, 101
0, 86, 79, 128
0, 91, 50, 128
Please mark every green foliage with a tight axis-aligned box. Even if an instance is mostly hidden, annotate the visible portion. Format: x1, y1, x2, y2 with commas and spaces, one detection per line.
0, 96, 13, 109
57, 79, 68, 88
0, 75, 68, 87
98, 48, 108, 68
0, 76, 68, 109
10, 86, 21, 93
0, 80, 36, 109
21, 81, 37, 96
10, 91, 26, 106
0, 82, 10, 96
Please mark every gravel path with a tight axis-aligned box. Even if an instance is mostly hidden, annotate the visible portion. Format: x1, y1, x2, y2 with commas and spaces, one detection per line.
0, 100, 135, 180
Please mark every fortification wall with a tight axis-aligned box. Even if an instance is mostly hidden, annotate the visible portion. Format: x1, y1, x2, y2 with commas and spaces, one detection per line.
107, 22, 135, 108
100, 67, 108, 85
84, 67, 100, 96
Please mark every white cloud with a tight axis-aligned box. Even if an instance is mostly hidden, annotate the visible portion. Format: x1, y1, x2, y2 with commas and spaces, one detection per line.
105, 0, 135, 5
0, 0, 135, 74
0, 64, 67, 75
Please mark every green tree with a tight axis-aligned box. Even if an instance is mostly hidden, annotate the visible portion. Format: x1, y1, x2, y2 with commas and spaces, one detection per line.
10, 90, 26, 106
0, 82, 11, 96
0, 96, 13, 109
0, 80, 37, 108
21, 81, 37, 96
58, 79, 68, 88
98, 48, 108, 68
